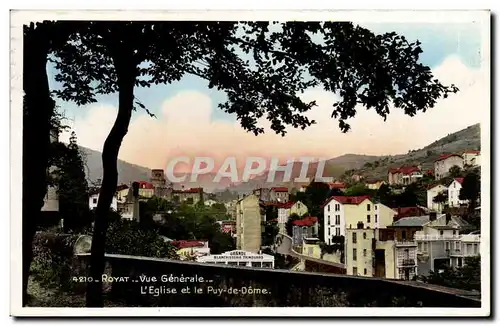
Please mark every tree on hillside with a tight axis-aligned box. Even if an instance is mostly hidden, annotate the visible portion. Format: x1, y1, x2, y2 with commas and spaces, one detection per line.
432, 190, 448, 210
54, 131, 91, 232
34, 21, 457, 307
344, 183, 371, 196
459, 169, 481, 212
375, 183, 393, 206
448, 165, 463, 178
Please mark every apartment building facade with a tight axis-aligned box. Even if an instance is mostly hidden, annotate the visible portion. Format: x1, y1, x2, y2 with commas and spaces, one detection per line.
414, 213, 478, 275
235, 194, 262, 253
322, 196, 395, 245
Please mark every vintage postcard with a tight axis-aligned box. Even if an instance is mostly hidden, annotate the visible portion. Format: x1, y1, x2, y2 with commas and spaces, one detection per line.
10, 9, 490, 317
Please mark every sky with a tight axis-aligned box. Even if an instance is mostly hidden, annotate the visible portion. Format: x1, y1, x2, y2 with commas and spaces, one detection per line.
50, 21, 486, 172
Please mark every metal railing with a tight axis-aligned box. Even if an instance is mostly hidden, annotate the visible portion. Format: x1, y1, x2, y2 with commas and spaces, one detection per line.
415, 234, 466, 241
395, 240, 417, 247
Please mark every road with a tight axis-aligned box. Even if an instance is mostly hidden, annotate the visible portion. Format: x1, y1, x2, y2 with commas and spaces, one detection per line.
276, 233, 345, 269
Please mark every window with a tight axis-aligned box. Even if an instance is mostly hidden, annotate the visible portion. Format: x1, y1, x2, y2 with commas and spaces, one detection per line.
92, 198, 97, 204
440, 230, 444, 236
353, 249, 357, 261
374, 205, 378, 210
335, 215, 340, 224
335, 204, 340, 211
352, 233, 357, 244
353, 267, 358, 275
363, 232, 366, 239
402, 231, 407, 241
364, 268, 367, 275
375, 214, 378, 223
367, 215, 371, 223
336, 228, 340, 236
363, 249, 367, 257
445, 241, 450, 250
328, 205, 330, 212
453, 230, 457, 236
418, 242, 422, 252
474, 244, 478, 254
328, 228, 331, 235
328, 216, 330, 225
367, 204, 371, 211
454, 242, 460, 250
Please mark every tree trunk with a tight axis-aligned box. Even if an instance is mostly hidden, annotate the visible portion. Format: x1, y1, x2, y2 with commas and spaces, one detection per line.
22, 25, 53, 306
86, 53, 136, 307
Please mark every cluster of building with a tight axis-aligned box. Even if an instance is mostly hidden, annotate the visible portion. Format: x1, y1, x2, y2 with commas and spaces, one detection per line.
387, 150, 480, 186
87, 169, 207, 221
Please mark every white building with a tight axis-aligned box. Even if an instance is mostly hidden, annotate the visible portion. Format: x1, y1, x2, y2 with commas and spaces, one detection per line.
277, 201, 308, 233
204, 199, 218, 207
414, 214, 479, 275
434, 154, 464, 180
323, 196, 396, 245
462, 150, 481, 167
197, 250, 275, 268
427, 184, 448, 212
448, 178, 468, 207
89, 192, 118, 211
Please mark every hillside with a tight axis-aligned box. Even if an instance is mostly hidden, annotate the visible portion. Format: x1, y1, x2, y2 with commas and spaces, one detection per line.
79, 146, 151, 185
80, 123, 480, 193
342, 123, 481, 181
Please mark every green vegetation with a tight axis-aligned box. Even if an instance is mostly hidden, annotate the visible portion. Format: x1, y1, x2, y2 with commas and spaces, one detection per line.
418, 256, 481, 292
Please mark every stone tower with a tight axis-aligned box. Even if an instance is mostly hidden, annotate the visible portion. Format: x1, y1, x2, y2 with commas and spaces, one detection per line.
151, 169, 167, 197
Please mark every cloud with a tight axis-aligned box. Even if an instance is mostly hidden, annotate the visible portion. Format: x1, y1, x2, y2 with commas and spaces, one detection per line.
61, 55, 486, 172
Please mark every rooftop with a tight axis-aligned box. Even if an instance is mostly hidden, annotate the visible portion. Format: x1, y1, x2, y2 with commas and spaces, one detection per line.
392, 215, 438, 227
434, 153, 463, 162
323, 195, 371, 207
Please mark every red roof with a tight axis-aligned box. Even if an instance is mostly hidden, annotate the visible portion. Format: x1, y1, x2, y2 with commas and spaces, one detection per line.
328, 182, 346, 189
454, 177, 464, 184
323, 195, 371, 207
388, 166, 421, 175
170, 240, 206, 249
463, 150, 480, 154
137, 181, 155, 189
434, 154, 462, 162
293, 216, 318, 227
271, 187, 288, 192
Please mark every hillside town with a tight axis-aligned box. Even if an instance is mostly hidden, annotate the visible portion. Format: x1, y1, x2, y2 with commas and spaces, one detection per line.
65, 147, 482, 284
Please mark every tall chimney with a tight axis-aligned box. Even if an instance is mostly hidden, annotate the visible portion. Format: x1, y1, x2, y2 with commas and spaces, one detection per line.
429, 211, 437, 221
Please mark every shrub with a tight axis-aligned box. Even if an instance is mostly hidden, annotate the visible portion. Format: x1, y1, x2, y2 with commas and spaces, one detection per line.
105, 219, 179, 259
30, 232, 80, 291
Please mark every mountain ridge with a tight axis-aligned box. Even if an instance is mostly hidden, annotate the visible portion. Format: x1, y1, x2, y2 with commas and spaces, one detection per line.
79, 123, 480, 193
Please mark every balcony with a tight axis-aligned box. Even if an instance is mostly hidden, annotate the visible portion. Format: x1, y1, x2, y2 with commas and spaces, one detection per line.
415, 234, 462, 241
395, 240, 417, 247
398, 258, 417, 267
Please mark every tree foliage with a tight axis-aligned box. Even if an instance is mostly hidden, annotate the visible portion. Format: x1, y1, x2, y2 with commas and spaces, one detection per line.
459, 168, 481, 210
50, 131, 91, 232
418, 256, 481, 292
448, 165, 463, 178
105, 219, 179, 259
